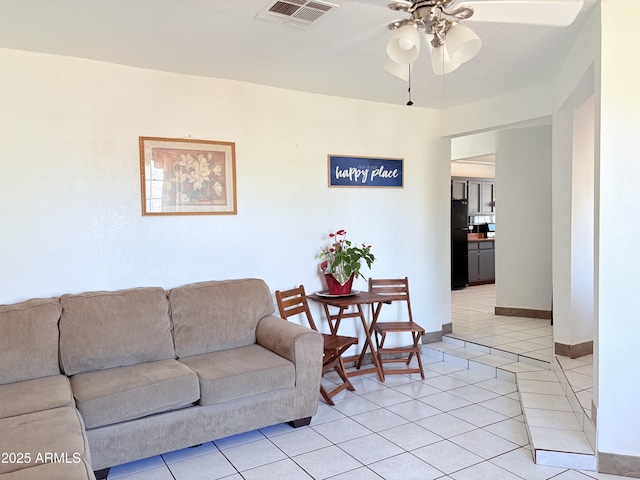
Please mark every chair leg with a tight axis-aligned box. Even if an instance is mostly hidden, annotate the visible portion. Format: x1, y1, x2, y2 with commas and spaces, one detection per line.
319, 385, 335, 406
375, 330, 425, 379
319, 356, 356, 405
413, 333, 425, 379
405, 333, 417, 365
405, 341, 415, 365
338, 356, 349, 380
376, 331, 386, 381
333, 363, 355, 392
356, 336, 372, 370
404, 331, 425, 378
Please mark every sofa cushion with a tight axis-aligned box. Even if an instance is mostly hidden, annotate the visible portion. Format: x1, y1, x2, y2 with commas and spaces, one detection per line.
59, 287, 175, 375
179, 344, 294, 405
0, 375, 74, 419
70, 359, 200, 429
0, 459, 96, 480
0, 407, 90, 475
0, 297, 61, 385
169, 278, 275, 358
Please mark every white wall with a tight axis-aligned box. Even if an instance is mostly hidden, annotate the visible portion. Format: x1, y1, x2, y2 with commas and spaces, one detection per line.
552, 69, 596, 350
451, 131, 497, 160
495, 126, 552, 311
551, 0, 640, 463
450, 131, 496, 178
440, 83, 554, 138
570, 95, 595, 344
597, 0, 640, 458
552, 104, 576, 346
551, 0, 600, 353
0, 47, 451, 347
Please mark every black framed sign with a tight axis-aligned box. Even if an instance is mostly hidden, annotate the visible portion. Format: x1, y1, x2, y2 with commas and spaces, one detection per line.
328, 155, 404, 188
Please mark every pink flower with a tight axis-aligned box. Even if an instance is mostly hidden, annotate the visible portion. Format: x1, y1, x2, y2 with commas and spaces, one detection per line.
319, 228, 375, 282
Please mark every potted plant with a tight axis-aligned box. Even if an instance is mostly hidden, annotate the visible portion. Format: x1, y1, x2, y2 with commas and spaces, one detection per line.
319, 229, 375, 295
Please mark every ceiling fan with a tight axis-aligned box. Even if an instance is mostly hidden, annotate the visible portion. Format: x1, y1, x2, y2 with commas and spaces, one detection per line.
384, 0, 584, 78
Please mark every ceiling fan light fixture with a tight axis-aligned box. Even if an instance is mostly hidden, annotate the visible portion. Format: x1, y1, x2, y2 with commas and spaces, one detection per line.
445, 23, 482, 65
383, 59, 413, 81
398, 37, 414, 50
431, 44, 460, 76
386, 23, 420, 64
383, 0, 585, 103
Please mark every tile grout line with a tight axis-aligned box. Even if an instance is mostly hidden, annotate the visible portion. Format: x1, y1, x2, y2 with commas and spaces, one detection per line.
429, 336, 597, 470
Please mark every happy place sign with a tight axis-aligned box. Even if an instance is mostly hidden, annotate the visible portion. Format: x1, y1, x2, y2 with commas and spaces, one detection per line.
328, 155, 404, 188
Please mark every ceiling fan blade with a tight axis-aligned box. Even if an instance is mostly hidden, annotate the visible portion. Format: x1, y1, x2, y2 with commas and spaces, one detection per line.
465, 0, 583, 26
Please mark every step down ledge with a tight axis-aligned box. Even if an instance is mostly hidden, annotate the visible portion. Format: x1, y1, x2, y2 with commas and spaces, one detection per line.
422, 339, 596, 470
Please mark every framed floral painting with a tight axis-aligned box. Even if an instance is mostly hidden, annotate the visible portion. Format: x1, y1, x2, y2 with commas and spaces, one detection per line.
139, 136, 237, 216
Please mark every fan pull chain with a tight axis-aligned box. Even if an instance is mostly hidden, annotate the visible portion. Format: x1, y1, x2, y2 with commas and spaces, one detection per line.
407, 63, 413, 106
441, 50, 447, 108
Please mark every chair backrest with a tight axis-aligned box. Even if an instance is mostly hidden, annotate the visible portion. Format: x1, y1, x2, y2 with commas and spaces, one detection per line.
275, 285, 320, 332
368, 277, 413, 323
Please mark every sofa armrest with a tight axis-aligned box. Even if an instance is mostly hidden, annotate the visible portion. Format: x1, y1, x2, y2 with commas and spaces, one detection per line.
256, 315, 323, 418
256, 315, 323, 364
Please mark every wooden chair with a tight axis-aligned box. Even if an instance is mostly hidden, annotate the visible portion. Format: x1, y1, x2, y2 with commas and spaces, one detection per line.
368, 277, 425, 380
275, 285, 358, 406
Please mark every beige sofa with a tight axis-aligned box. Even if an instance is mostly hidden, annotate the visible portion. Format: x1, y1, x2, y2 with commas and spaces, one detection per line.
0, 279, 323, 480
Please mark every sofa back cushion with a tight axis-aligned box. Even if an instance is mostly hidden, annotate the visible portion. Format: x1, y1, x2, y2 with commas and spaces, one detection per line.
0, 298, 62, 385
169, 278, 274, 358
59, 287, 175, 376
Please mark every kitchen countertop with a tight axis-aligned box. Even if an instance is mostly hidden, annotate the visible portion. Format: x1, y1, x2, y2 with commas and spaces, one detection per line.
467, 234, 495, 242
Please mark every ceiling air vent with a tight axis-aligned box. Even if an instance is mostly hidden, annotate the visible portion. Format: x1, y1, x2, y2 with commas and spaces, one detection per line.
257, 0, 338, 27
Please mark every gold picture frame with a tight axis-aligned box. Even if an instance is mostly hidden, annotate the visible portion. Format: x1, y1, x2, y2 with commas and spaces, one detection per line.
139, 136, 237, 216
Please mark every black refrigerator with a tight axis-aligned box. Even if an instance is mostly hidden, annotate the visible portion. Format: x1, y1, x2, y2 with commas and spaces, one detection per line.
451, 199, 468, 290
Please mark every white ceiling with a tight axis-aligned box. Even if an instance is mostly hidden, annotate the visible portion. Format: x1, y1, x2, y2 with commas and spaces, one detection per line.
0, 0, 598, 109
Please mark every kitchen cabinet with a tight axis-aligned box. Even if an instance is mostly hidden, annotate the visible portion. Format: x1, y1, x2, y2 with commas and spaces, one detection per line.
468, 240, 495, 285
451, 179, 467, 200
481, 181, 495, 214
467, 181, 481, 214
451, 177, 495, 215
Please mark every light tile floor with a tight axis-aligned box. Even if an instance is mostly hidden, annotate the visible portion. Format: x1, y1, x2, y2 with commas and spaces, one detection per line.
451, 285, 554, 363
105, 285, 613, 480
444, 285, 598, 470
106, 366, 616, 480
109, 285, 622, 480
449, 284, 594, 418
